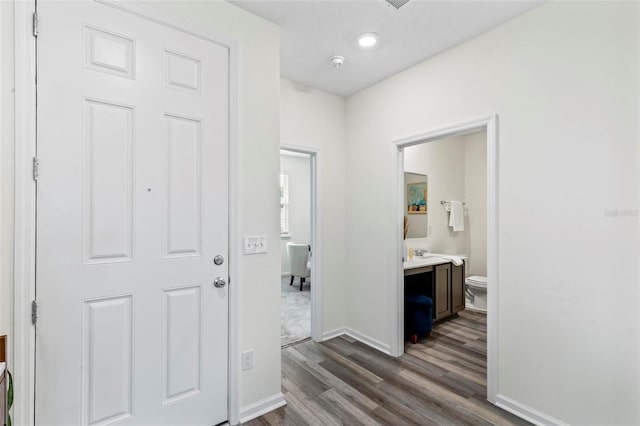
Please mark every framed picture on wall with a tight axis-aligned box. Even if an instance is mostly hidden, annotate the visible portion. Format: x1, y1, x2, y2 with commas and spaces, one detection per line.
407, 181, 427, 214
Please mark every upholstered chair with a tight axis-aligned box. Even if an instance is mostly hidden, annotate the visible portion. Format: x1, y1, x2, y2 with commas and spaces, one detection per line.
287, 243, 311, 291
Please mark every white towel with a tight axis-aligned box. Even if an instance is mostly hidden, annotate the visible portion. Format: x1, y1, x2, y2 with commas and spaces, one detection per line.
441, 255, 463, 266
448, 201, 464, 232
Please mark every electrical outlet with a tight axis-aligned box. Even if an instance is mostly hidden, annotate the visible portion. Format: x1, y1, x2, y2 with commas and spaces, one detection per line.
242, 350, 254, 370
243, 236, 267, 255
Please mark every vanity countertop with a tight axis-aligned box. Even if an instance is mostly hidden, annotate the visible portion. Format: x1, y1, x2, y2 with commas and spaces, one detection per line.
403, 253, 467, 271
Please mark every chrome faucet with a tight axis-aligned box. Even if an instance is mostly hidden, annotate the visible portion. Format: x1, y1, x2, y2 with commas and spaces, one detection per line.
414, 248, 429, 257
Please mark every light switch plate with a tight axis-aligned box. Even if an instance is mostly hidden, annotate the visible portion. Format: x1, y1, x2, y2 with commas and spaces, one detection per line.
243, 235, 267, 255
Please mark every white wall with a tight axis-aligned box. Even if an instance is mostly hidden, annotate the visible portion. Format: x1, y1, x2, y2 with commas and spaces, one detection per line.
280, 78, 347, 335
280, 152, 311, 274
464, 132, 487, 277
2, 0, 282, 419
345, 2, 639, 424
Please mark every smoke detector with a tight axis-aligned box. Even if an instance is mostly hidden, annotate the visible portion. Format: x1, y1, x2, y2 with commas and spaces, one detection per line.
329, 55, 345, 68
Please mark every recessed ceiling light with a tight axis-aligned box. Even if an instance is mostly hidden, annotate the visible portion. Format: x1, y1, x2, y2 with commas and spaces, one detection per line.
358, 33, 378, 48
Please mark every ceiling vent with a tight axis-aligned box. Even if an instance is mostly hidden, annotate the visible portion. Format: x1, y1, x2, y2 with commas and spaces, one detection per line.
385, 0, 410, 10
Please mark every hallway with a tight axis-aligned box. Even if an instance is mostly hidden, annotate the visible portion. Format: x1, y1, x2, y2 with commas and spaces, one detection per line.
246, 311, 528, 425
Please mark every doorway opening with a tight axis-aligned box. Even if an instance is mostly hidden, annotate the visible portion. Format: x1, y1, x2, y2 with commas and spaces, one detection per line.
403, 130, 488, 390
279, 147, 320, 347
392, 116, 499, 403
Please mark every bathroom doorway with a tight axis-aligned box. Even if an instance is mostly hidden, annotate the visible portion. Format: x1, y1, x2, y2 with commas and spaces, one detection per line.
392, 116, 499, 403
279, 147, 320, 347
404, 131, 487, 307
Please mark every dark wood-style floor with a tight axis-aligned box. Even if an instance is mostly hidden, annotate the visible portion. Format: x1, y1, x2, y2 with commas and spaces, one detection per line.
245, 310, 529, 425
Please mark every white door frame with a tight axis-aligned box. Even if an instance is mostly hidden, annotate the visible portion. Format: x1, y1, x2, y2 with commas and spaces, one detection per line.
280, 144, 322, 342
390, 115, 499, 403
13, 1, 241, 424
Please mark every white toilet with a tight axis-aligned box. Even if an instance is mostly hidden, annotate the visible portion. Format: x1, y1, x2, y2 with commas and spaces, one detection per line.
465, 275, 487, 311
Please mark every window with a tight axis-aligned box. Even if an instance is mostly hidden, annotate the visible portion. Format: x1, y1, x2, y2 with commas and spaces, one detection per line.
280, 172, 289, 235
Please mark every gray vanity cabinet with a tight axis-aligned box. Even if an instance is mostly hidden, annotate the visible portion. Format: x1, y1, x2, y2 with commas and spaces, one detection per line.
434, 264, 451, 321
451, 263, 465, 313
433, 262, 465, 321
404, 259, 466, 323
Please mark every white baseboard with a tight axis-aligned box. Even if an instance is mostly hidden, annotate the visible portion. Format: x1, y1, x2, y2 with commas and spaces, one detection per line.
344, 327, 391, 355
320, 327, 391, 355
321, 327, 345, 341
495, 394, 568, 426
238, 392, 286, 424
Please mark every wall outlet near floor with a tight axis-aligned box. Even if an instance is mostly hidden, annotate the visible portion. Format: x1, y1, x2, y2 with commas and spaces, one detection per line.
242, 350, 254, 370
243, 235, 267, 255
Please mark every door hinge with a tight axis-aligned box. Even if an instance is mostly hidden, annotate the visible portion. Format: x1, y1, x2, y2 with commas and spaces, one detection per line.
32, 12, 39, 37
32, 157, 39, 181
31, 300, 39, 325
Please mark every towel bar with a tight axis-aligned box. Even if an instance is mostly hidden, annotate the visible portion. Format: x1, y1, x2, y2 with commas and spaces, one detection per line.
440, 200, 467, 212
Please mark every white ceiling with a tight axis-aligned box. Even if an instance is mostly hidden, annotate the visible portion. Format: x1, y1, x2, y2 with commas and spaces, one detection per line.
230, 0, 543, 97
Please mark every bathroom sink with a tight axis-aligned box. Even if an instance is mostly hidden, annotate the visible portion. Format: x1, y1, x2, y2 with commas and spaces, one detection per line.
406, 255, 449, 266
404, 255, 452, 271
420, 255, 447, 261
404, 253, 467, 270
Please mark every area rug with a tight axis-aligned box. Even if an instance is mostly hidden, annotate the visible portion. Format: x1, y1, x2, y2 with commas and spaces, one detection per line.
281, 276, 310, 347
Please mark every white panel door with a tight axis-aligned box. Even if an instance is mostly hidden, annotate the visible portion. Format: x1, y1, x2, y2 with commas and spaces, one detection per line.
35, 1, 229, 425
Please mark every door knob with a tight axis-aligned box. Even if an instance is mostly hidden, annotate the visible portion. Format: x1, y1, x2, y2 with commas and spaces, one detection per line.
213, 277, 226, 288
